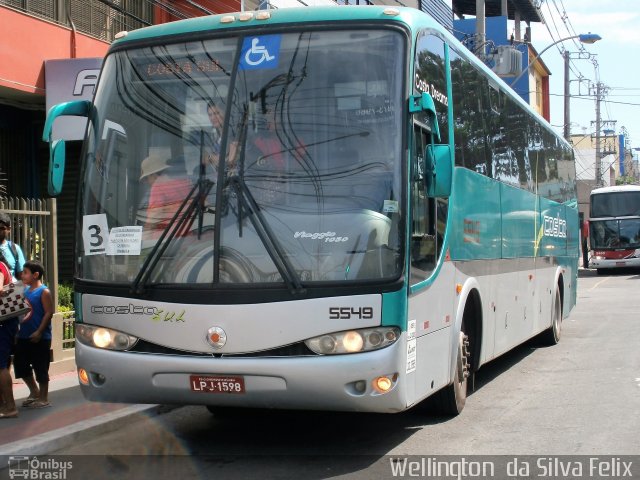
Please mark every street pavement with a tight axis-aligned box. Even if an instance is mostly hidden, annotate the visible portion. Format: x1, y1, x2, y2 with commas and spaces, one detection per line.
0, 371, 157, 455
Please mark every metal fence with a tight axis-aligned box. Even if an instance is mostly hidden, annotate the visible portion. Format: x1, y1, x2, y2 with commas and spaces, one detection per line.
52, 311, 76, 368
0, 196, 75, 367
0, 197, 58, 307
60, 311, 76, 350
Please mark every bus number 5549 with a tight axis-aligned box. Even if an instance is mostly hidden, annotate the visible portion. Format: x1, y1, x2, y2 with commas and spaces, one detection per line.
329, 307, 374, 320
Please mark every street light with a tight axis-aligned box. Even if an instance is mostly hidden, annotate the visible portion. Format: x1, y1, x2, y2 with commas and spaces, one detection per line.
510, 33, 602, 87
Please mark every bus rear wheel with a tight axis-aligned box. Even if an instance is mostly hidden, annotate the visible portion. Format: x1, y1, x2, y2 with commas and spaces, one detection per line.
540, 288, 562, 346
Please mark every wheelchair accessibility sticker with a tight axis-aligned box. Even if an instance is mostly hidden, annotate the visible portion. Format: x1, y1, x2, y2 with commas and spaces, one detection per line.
240, 35, 281, 70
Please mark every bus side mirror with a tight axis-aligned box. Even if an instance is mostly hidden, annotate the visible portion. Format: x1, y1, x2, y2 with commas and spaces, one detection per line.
409, 92, 441, 142
42, 100, 91, 196
49, 140, 66, 196
425, 144, 452, 198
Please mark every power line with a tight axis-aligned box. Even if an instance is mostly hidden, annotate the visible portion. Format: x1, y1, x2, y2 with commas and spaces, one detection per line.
549, 92, 640, 107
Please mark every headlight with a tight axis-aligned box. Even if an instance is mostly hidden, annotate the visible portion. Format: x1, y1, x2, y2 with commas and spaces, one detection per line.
76, 324, 138, 351
305, 327, 399, 355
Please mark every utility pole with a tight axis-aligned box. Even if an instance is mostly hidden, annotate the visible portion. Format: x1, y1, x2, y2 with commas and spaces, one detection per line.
594, 82, 602, 186
475, 0, 486, 55
592, 83, 615, 188
563, 51, 570, 140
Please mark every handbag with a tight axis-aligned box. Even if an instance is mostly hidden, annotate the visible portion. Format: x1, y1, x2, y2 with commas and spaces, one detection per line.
0, 282, 31, 322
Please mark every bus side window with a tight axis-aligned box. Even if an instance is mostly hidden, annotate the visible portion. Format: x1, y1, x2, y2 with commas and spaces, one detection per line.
411, 124, 445, 284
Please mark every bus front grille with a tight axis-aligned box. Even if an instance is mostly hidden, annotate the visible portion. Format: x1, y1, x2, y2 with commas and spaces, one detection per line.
129, 339, 316, 358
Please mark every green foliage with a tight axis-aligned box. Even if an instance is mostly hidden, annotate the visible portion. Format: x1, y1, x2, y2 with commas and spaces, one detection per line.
616, 176, 636, 185
57, 283, 74, 311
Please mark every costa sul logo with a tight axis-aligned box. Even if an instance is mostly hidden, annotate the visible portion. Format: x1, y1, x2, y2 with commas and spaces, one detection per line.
90, 304, 158, 315
543, 214, 567, 239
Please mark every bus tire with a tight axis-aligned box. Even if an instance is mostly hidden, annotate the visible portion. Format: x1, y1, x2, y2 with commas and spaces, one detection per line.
540, 288, 562, 346
431, 327, 470, 416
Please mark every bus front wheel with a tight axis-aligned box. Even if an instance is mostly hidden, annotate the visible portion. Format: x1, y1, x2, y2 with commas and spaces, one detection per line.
431, 327, 470, 415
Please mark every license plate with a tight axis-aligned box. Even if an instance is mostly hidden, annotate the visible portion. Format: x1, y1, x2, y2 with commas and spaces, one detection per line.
616, 261, 626, 266
190, 375, 245, 394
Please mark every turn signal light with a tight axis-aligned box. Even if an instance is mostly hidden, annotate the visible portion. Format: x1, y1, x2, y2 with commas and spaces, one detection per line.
78, 368, 90, 385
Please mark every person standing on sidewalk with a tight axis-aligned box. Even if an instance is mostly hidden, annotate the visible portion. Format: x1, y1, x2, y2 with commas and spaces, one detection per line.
14, 261, 53, 409
0, 212, 26, 418
0, 212, 26, 281
0, 251, 18, 418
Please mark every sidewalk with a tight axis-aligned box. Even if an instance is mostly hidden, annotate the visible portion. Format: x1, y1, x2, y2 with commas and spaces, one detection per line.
0, 371, 157, 455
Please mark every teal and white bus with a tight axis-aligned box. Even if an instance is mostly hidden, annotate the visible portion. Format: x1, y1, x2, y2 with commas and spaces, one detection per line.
43, 6, 578, 414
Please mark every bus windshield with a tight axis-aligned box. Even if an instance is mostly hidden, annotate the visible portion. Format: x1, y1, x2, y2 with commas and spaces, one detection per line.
590, 190, 640, 250
591, 191, 640, 218
78, 29, 404, 287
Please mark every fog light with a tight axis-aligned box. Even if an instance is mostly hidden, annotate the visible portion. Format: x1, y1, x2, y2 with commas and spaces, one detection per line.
354, 380, 366, 393
78, 368, 90, 385
373, 376, 393, 393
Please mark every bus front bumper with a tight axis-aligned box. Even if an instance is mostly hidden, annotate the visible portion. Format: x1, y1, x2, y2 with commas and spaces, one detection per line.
590, 256, 640, 269
75, 339, 409, 413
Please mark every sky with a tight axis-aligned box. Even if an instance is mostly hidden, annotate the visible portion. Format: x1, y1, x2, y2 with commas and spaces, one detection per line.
442, 0, 640, 151
529, 0, 640, 149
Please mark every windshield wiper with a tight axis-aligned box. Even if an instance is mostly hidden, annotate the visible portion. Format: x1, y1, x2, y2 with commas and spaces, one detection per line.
131, 177, 213, 295
227, 173, 305, 295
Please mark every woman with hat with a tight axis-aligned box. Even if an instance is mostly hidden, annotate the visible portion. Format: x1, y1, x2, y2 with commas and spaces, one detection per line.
139, 153, 192, 237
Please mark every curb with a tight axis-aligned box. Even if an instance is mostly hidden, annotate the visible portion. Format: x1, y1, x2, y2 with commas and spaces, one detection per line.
0, 404, 161, 456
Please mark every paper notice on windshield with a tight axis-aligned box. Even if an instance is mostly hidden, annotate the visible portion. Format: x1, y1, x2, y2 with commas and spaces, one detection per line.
107, 226, 142, 256
383, 200, 398, 213
82, 214, 110, 256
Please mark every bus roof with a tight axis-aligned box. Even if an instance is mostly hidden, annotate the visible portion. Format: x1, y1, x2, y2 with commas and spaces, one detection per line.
111, 6, 432, 46
591, 185, 640, 195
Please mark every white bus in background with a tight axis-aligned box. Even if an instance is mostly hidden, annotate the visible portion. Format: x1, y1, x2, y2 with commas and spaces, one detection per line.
588, 185, 640, 274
